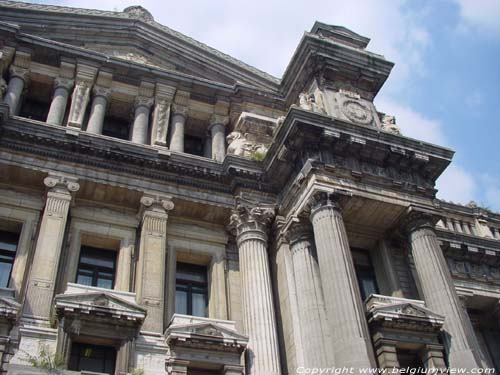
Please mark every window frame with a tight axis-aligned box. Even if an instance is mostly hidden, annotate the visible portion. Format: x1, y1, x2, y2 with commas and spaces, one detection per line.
0, 230, 20, 289
175, 262, 208, 317
352, 248, 379, 301
75, 245, 117, 290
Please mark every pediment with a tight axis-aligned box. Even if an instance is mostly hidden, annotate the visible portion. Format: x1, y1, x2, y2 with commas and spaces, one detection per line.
55, 291, 146, 318
0, 295, 21, 320
370, 302, 444, 325
168, 322, 248, 342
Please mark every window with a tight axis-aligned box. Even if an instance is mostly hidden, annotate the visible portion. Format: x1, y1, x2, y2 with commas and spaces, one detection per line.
68, 343, 116, 374
76, 246, 117, 289
175, 262, 208, 317
352, 248, 379, 301
19, 98, 50, 122
184, 134, 205, 156
102, 116, 130, 140
0, 231, 19, 288
397, 349, 424, 371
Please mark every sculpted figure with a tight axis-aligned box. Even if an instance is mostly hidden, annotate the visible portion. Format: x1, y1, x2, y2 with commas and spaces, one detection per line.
226, 132, 268, 158
299, 92, 325, 113
381, 114, 401, 135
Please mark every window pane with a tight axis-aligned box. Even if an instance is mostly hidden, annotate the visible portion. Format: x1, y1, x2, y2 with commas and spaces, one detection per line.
175, 290, 188, 315
0, 262, 13, 288
97, 278, 113, 289
192, 292, 207, 317
360, 277, 378, 300
76, 274, 92, 286
76, 246, 116, 289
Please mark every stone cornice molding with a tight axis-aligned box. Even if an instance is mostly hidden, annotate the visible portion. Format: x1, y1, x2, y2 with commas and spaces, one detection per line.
54, 77, 74, 91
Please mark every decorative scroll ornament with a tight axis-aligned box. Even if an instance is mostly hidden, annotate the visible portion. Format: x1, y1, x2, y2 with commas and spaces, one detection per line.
226, 132, 268, 158
380, 114, 401, 135
341, 99, 373, 125
43, 174, 80, 193
140, 194, 175, 212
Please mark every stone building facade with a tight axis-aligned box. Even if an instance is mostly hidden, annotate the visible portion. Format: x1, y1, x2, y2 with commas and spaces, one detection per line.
0, 1, 498, 374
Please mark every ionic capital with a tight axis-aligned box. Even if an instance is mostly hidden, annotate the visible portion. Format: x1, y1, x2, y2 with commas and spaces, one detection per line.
92, 85, 111, 99
140, 193, 175, 214
135, 95, 154, 109
54, 77, 74, 91
209, 114, 229, 128
9, 65, 29, 83
43, 173, 80, 194
172, 104, 188, 117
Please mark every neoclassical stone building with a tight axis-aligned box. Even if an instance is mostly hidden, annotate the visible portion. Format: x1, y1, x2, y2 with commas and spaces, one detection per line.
0, 1, 498, 374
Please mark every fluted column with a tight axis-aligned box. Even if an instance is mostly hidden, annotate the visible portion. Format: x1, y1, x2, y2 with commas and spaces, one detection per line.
229, 197, 281, 375
287, 221, 331, 368
405, 211, 481, 370
46, 78, 73, 125
169, 104, 187, 152
23, 174, 79, 322
135, 193, 174, 333
309, 191, 375, 371
131, 96, 153, 144
86, 86, 111, 134
209, 114, 229, 162
3, 66, 28, 116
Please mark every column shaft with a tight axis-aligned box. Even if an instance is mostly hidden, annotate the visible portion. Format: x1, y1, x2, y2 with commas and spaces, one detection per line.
310, 194, 375, 370
289, 224, 331, 368
3, 69, 26, 116
407, 217, 481, 370
87, 88, 109, 134
169, 106, 187, 152
131, 100, 152, 144
22, 175, 79, 322
135, 195, 174, 333
46, 78, 73, 126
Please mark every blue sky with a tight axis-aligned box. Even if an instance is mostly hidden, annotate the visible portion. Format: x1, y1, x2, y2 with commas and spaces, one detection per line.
26, 0, 500, 210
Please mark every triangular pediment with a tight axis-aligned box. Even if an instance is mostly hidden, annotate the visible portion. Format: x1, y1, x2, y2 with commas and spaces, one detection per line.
371, 302, 444, 323
168, 321, 248, 342
55, 291, 146, 317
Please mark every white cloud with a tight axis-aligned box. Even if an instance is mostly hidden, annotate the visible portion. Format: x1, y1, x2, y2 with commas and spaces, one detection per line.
452, 0, 500, 37
436, 164, 477, 205
375, 97, 447, 145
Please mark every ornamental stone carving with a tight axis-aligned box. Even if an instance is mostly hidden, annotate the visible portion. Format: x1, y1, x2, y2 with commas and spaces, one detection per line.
135, 95, 154, 109
228, 196, 275, 238
341, 99, 373, 125
380, 114, 401, 135
172, 103, 188, 117
152, 99, 171, 145
123, 5, 154, 22
226, 132, 268, 158
9, 65, 29, 82
54, 77, 74, 91
299, 92, 325, 113
93, 85, 111, 99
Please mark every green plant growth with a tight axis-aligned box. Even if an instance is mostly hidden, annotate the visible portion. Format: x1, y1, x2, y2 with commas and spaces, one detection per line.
250, 150, 266, 161
24, 344, 65, 374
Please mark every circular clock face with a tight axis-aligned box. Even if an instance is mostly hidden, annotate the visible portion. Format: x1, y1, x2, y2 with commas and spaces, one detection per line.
342, 100, 373, 125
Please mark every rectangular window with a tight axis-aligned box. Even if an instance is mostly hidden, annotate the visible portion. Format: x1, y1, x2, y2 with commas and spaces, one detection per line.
76, 246, 117, 289
175, 262, 208, 317
352, 248, 379, 301
0, 230, 19, 288
102, 116, 130, 140
68, 342, 116, 374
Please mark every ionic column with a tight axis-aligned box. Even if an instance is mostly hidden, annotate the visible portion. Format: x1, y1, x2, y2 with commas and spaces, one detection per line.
135, 193, 174, 333
3, 66, 29, 116
169, 104, 187, 152
131, 96, 153, 144
67, 80, 91, 129
22, 174, 79, 322
405, 211, 481, 370
86, 86, 111, 135
209, 114, 229, 162
309, 191, 375, 370
46, 78, 74, 125
287, 221, 331, 368
229, 197, 281, 375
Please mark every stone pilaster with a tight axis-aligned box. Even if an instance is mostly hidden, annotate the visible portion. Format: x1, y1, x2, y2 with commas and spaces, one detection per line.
23, 174, 79, 323
86, 86, 111, 134
229, 197, 281, 375
405, 211, 481, 370
135, 193, 174, 333
209, 114, 229, 162
131, 96, 153, 144
151, 83, 175, 147
309, 191, 376, 371
67, 64, 97, 129
169, 104, 187, 152
46, 78, 74, 125
287, 220, 331, 368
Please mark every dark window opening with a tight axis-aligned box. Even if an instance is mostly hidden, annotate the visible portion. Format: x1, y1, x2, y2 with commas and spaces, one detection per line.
76, 246, 117, 290
397, 349, 424, 371
0, 230, 19, 288
184, 134, 205, 157
352, 248, 379, 301
102, 116, 130, 140
19, 98, 50, 122
175, 262, 208, 317
68, 342, 116, 374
